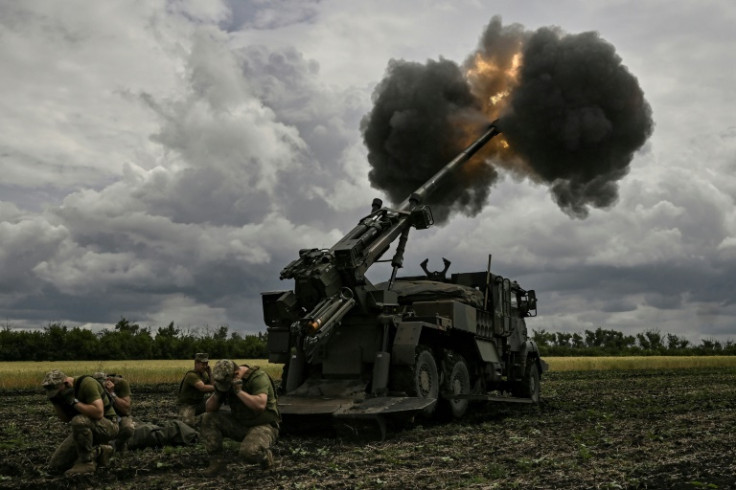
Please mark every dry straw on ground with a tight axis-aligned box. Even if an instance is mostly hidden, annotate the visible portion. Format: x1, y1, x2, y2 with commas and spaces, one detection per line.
3, 356, 736, 391
0, 359, 283, 391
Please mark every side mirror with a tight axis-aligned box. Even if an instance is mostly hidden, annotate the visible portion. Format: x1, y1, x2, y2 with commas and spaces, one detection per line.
527, 290, 537, 312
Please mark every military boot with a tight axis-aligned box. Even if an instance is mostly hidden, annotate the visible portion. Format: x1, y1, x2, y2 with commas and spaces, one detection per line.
202, 456, 226, 477
64, 460, 96, 477
96, 445, 114, 467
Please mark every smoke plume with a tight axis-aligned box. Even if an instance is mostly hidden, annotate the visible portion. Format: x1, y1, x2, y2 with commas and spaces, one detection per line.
361, 16, 654, 221
361, 58, 496, 223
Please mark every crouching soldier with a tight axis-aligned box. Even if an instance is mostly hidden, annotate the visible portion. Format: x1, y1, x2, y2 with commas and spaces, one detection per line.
201, 359, 280, 475
93, 372, 134, 454
177, 352, 215, 427
42, 369, 119, 477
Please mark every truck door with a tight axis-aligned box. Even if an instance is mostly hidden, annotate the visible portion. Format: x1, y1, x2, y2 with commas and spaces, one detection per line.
493, 277, 512, 337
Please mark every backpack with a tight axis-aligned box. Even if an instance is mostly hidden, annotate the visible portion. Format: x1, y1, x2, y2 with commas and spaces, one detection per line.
53, 375, 113, 420
178, 370, 201, 394
263, 369, 279, 403
74, 375, 113, 413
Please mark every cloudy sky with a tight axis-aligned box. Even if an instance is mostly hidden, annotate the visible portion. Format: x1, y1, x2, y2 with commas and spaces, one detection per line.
1, 0, 735, 343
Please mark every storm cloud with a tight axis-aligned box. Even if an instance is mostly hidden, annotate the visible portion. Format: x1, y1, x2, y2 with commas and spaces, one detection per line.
1, 1, 735, 345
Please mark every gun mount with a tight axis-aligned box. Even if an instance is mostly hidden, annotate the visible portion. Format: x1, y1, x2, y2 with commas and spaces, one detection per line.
262, 121, 546, 437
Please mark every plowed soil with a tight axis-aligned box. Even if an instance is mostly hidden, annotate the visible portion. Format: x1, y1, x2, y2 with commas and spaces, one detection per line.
1, 367, 735, 489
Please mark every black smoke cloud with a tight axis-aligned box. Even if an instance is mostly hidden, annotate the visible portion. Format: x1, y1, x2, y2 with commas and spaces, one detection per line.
362, 16, 654, 221
501, 27, 654, 217
361, 58, 496, 223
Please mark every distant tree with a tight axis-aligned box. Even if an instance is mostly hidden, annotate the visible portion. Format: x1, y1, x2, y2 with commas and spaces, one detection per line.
555, 332, 572, 347
724, 340, 736, 355
115, 317, 140, 334
666, 333, 689, 351
65, 327, 99, 360
0, 327, 24, 361
98, 319, 154, 359
155, 322, 181, 359
131, 327, 154, 359
699, 338, 722, 354
645, 330, 664, 351
0, 319, 272, 361
44, 324, 70, 361
532, 329, 556, 347
214, 326, 229, 340
585, 329, 603, 348
636, 330, 663, 352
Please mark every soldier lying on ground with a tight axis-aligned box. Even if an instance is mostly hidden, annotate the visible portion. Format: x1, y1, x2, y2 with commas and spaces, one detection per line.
92, 371, 199, 453
42, 369, 119, 477
93, 372, 134, 454
201, 359, 280, 475
177, 352, 215, 427
126, 420, 199, 449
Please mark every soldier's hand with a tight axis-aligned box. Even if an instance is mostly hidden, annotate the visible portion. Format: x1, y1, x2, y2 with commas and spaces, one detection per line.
231, 379, 243, 394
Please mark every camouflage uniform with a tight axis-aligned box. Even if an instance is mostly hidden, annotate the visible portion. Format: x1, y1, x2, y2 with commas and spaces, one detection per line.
90, 372, 200, 454
43, 370, 119, 475
93, 372, 135, 452
177, 353, 212, 427
126, 420, 199, 449
201, 360, 280, 470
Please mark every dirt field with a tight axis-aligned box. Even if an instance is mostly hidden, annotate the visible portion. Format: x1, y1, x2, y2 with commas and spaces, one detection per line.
1, 367, 735, 489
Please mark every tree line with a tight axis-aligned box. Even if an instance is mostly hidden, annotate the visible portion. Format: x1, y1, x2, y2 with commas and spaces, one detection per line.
532, 327, 736, 356
1, 320, 733, 361
0, 318, 268, 361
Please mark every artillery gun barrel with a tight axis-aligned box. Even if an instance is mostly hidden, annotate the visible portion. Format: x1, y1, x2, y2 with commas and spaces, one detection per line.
399, 121, 502, 211
362, 122, 502, 264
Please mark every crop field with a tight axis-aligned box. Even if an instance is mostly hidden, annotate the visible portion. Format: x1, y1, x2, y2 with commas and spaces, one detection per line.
1, 363, 735, 489
4, 356, 736, 390
0, 359, 284, 391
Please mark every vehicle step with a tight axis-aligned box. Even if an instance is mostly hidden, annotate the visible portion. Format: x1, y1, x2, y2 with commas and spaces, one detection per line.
449, 394, 534, 404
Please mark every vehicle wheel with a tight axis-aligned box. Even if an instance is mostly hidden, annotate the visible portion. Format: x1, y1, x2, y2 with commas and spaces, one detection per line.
392, 346, 439, 417
438, 353, 471, 419
514, 361, 540, 403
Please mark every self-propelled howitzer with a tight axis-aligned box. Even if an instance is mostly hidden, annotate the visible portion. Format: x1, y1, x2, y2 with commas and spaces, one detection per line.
263, 121, 546, 436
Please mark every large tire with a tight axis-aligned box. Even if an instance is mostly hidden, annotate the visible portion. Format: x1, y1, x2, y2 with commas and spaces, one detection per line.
438, 354, 471, 419
514, 361, 540, 403
392, 346, 439, 418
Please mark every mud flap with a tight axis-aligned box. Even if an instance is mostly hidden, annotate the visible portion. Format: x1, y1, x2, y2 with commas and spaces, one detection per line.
333, 397, 437, 440
278, 397, 353, 415
279, 392, 437, 440
333, 396, 436, 417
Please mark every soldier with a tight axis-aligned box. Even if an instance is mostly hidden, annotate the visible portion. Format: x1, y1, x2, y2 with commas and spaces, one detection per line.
177, 352, 215, 427
93, 372, 134, 454
200, 359, 280, 475
42, 369, 119, 476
